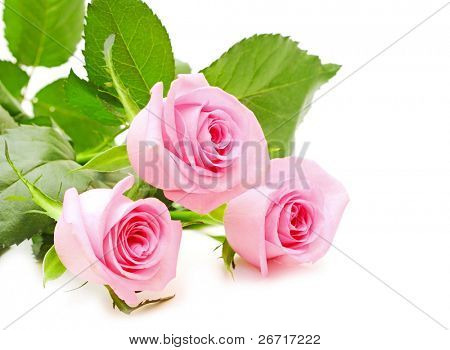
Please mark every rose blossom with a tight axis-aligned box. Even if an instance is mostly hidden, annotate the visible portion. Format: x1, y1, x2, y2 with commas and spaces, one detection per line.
54, 175, 182, 306
224, 157, 349, 275
127, 73, 268, 214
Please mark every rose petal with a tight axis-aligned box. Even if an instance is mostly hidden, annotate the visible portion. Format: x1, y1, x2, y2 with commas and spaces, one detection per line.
224, 186, 273, 275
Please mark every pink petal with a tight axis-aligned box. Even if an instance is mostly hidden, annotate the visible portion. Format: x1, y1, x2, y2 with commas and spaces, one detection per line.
169, 73, 209, 97
164, 183, 246, 214
127, 83, 194, 191
224, 186, 273, 275
54, 189, 109, 285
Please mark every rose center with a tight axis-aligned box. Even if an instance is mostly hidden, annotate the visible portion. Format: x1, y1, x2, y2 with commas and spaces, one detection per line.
288, 202, 313, 240
208, 120, 231, 154
127, 232, 149, 257
127, 233, 149, 257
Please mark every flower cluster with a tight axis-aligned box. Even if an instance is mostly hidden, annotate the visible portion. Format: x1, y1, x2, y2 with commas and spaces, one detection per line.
54, 74, 348, 307
0, 0, 347, 312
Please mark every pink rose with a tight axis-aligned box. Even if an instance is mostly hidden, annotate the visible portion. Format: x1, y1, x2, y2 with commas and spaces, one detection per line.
54, 175, 182, 306
127, 73, 268, 214
224, 157, 349, 275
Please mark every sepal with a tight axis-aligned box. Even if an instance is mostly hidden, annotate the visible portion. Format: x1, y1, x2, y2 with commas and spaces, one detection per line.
105, 286, 174, 315
43, 245, 66, 286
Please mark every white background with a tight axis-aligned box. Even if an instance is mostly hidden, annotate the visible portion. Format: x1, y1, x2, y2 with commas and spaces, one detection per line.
1, 0, 449, 349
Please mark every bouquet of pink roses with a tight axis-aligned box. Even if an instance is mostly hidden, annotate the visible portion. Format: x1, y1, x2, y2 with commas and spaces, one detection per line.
0, 0, 348, 313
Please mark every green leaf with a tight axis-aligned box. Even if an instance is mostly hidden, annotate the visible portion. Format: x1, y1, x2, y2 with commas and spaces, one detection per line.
0, 106, 18, 133
3, 194, 28, 202
19, 115, 51, 127
175, 59, 191, 75
154, 189, 174, 209
43, 245, 66, 286
75, 145, 130, 173
0, 246, 8, 257
3, 0, 84, 67
95, 168, 132, 188
222, 239, 236, 275
208, 204, 226, 223
0, 61, 28, 117
31, 231, 53, 261
33, 78, 119, 153
170, 210, 222, 227
0, 60, 29, 101
84, 0, 175, 107
125, 175, 157, 200
105, 285, 174, 315
65, 71, 125, 126
0, 125, 98, 247
202, 34, 340, 157
208, 234, 226, 244
0, 81, 23, 117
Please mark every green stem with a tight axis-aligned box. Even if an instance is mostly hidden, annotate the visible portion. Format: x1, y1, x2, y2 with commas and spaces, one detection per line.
4, 142, 62, 220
